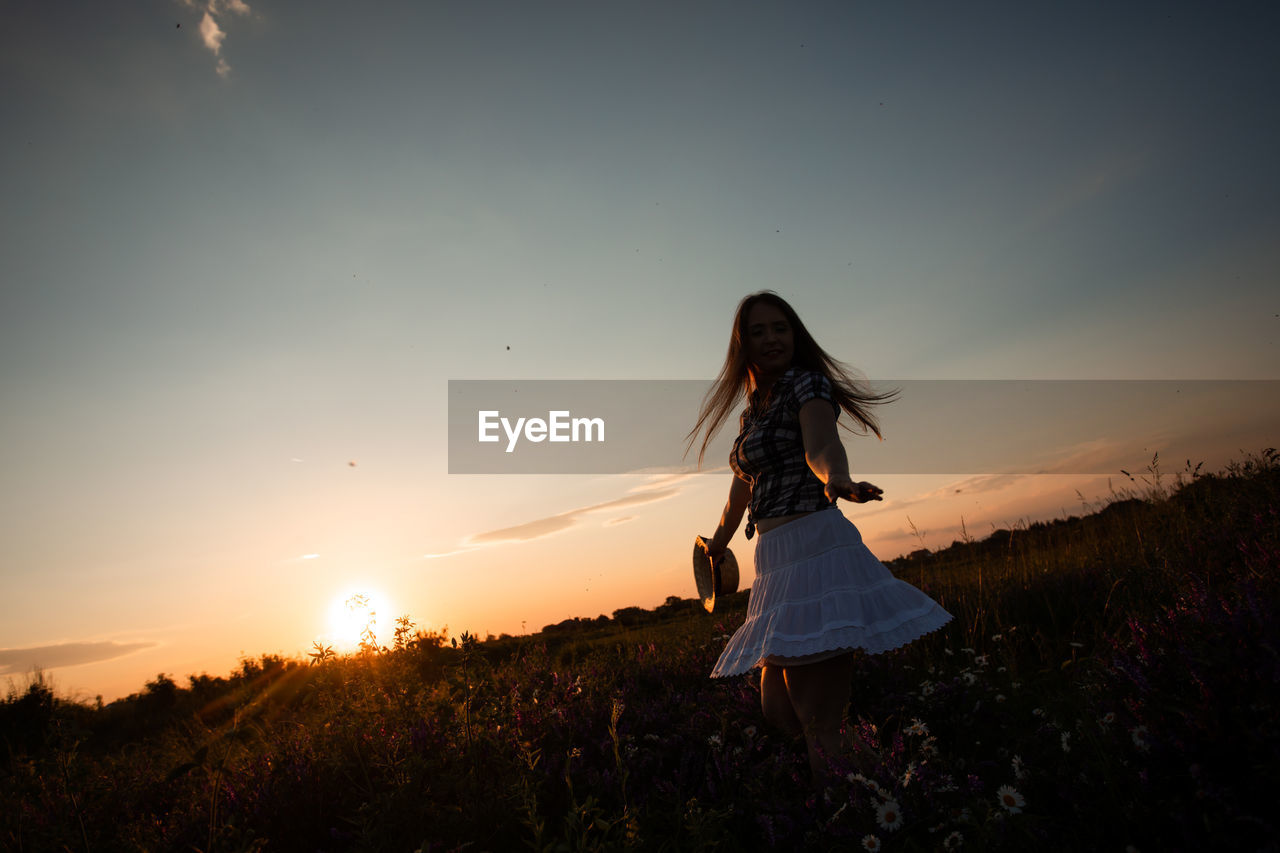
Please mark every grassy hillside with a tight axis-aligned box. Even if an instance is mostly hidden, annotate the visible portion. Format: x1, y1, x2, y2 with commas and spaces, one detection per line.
4, 451, 1278, 851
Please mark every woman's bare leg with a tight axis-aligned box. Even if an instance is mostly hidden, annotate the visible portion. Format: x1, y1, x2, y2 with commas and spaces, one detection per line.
759, 664, 802, 737
782, 653, 856, 781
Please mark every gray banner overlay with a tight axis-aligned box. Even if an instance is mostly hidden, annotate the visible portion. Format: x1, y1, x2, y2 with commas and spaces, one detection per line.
448, 380, 1280, 475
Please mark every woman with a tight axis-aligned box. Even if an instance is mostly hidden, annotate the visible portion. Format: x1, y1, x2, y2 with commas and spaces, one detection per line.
689, 291, 952, 781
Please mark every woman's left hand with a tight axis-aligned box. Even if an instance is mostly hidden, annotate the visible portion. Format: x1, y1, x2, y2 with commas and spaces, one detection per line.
826, 476, 883, 504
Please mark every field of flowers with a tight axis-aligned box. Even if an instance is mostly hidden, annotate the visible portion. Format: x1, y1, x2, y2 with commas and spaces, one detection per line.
3, 452, 1278, 851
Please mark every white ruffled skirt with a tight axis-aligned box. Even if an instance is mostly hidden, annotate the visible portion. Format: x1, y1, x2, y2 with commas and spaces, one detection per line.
710, 507, 953, 678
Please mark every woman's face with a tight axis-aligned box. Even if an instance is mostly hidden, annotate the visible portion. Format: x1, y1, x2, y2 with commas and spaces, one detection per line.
743, 301, 794, 378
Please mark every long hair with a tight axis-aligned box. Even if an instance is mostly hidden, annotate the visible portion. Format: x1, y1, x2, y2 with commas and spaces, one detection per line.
685, 291, 898, 467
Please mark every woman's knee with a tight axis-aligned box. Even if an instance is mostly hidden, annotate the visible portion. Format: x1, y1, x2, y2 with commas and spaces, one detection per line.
760, 666, 800, 734
783, 654, 855, 727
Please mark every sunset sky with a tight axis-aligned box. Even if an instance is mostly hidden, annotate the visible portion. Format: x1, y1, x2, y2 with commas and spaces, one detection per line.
2, 0, 1277, 703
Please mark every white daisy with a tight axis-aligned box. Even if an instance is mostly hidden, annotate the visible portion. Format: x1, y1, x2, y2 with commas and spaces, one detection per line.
876, 800, 903, 831
996, 784, 1025, 814
861, 835, 881, 852
943, 831, 964, 849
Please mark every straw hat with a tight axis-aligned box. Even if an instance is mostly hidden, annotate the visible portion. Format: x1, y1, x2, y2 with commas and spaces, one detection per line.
693, 536, 740, 613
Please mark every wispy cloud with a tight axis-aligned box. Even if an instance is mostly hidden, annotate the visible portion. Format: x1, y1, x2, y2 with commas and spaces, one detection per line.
467, 488, 680, 546
0, 641, 157, 675
1031, 147, 1155, 232
181, 0, 251, 78
423, 480, 685, 559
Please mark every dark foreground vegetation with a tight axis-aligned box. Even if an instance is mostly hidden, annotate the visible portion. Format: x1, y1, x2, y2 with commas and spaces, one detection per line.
4, 452, 1279, 852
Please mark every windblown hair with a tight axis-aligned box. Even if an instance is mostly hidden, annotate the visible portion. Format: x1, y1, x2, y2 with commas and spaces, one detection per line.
685, 291, 898, 468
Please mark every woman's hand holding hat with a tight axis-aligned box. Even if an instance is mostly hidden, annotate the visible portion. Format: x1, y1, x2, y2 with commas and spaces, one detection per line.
694, 535, 739, 612
698, 534, 726, 564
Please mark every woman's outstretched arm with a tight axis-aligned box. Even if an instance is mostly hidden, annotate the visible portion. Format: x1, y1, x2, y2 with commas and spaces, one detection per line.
799, 399, 883, 504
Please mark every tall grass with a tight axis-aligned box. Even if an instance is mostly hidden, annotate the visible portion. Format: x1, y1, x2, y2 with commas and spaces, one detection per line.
3, 451, 1277, 851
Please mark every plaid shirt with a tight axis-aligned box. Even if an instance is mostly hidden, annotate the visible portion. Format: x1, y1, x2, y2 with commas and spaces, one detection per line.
730, 368, 839, 538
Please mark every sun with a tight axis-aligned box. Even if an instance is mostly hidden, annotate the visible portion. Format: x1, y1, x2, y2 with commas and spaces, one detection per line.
321, 587, 393, 653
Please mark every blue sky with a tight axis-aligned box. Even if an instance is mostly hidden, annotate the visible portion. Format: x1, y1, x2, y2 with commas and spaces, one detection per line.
1, 0, 1277, 701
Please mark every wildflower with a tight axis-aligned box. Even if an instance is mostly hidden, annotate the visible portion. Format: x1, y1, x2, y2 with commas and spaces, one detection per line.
990, 633, 1003, 641
1032, 707, 1045, 717
974, 654, 989, 667
1061, 732, 1071, 753
962, 672, 977, 686
847, 772, 867, 785
569, 747, 582, 759
921, 681, 936, 697
901, 762, 918, 787
707, 733, 723, 748
644, 733, 660, 743
876, 801, 903, 831
1101, 712, 1116, 726
944, 831, 964, 849
905, 718, 929, 737
944, 648, 955, 656
861, 835, 881, 852
961, 647, 975, 655
1131, 726, 1150, 752
1012, 755, 1028, 780
1011, 681, 1021, 690
743, 726, 757, 739
1068, 642, 1084, 649
996, 785, 1025, 814
997, 666, 1007, 673
921, 737, 939, 757
995, 694, 1007, 703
